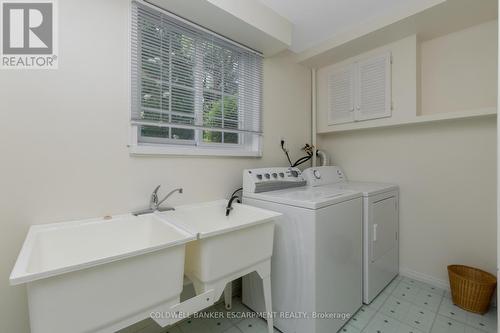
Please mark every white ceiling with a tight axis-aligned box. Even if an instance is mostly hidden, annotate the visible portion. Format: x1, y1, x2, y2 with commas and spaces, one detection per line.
258, 0, 434, 53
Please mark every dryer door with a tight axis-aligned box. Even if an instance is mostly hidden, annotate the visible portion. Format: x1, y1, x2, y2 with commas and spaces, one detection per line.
370, 196, 397, 262
364, 192, 399, 304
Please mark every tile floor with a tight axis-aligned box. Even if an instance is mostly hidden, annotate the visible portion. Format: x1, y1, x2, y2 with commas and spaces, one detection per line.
342, 275, 497, 333
118, 298, 278, 333
121, 275, 497, 333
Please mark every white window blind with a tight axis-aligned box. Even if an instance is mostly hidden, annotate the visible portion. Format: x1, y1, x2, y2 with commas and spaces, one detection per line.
131, 0, 263, 155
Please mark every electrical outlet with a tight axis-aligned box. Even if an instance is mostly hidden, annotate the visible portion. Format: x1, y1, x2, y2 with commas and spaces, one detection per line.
280, 137, 287, 149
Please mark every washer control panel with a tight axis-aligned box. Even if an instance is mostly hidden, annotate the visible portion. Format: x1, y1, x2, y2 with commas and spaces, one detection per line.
303, 166, 346, 187
243, 167, 306, 193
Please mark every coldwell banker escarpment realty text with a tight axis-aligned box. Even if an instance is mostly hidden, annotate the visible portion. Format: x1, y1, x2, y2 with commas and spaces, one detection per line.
1, 0, 58, 69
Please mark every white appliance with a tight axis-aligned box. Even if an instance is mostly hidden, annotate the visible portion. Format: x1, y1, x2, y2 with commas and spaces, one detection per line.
241, 167, 363, 333
303, 166, 399, 304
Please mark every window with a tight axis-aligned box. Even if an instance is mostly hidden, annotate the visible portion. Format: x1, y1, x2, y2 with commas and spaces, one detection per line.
130, 1, 263, 156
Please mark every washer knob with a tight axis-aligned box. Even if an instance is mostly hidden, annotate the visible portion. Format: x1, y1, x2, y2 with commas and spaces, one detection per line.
256, 174, 263, 180
272, 173, 278, 178
313, 169, 321, 180
264, 173, 270, 179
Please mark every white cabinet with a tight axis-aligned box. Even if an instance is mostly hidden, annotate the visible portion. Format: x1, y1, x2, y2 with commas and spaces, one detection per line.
356, 53, 392, 121
327, 64, 355, 124
328, 52, 391, 125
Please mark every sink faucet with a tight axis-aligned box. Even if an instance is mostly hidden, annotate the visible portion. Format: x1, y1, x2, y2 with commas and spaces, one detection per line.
151, 186, 183, 211
226, 188, 242, 216
133, 186, 183, 216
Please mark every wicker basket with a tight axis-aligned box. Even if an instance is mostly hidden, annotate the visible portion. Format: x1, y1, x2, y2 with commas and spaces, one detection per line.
448, 265, 497, 314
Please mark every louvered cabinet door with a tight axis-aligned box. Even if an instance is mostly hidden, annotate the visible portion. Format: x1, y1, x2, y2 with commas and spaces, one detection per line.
355, 52, 392, 121
327, 65, 355, 125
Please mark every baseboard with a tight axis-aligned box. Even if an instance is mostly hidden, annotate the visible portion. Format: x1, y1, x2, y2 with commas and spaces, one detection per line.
399, 267, 450, 291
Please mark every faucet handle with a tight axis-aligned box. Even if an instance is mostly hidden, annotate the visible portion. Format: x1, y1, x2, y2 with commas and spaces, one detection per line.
153, 185, 161, 195
150, 185, 161, 209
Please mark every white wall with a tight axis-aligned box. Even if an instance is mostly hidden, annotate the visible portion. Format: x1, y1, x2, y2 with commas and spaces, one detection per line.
318, 117, 497, 286
420, 20, 498, 115
0, 1, 311, 332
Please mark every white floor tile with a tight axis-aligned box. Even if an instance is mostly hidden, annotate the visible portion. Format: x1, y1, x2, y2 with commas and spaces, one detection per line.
349, 306, 377, 330
236, 318, 268, 333
414, 289, 443, 312
202, 316, 235, 333
465, 309, 497, 333
396, 321, 426, 333
420, 283, 446, 297
380, 296, 412, 320
393, 282, 420, 303
401, 304, 437, 333
464, 325, 492, 333
178, 317, 208, 333
431, 315, 466, 333
361, 313, 399, 333
438, 299, 469, 324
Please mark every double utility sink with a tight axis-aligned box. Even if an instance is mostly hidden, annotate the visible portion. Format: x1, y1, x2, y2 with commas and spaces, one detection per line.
10, 200, 281, 333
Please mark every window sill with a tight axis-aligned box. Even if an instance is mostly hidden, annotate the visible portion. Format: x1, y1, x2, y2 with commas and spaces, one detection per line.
129, 144, 262, 157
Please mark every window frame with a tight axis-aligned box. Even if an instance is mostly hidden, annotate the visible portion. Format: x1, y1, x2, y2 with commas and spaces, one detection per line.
128, 0, 262, 157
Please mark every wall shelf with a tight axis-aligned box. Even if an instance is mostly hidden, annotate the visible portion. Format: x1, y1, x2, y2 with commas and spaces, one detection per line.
318, 107, 496, 134
315, 2, 498, 136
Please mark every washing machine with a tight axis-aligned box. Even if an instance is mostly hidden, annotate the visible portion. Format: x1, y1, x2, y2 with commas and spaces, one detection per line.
303, 166, 399, 304
241, 167, 363, 333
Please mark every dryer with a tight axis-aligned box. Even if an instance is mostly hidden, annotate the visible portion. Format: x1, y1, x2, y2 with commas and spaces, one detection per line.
303, 166, 399, 304
241, 167, 363, 333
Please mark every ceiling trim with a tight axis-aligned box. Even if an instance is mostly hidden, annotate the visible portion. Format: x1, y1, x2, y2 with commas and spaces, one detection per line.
148, 0, 292, 56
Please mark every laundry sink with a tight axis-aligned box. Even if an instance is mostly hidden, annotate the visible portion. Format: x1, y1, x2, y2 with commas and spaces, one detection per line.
11, 201, 281, 333
10, 214, 195, 333
157, 200, 282, 291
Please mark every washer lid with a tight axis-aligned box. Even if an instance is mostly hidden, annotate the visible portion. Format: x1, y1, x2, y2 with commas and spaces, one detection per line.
324, 182, 398, 197
243, 186, 362, 209
303, 166, 398, 196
